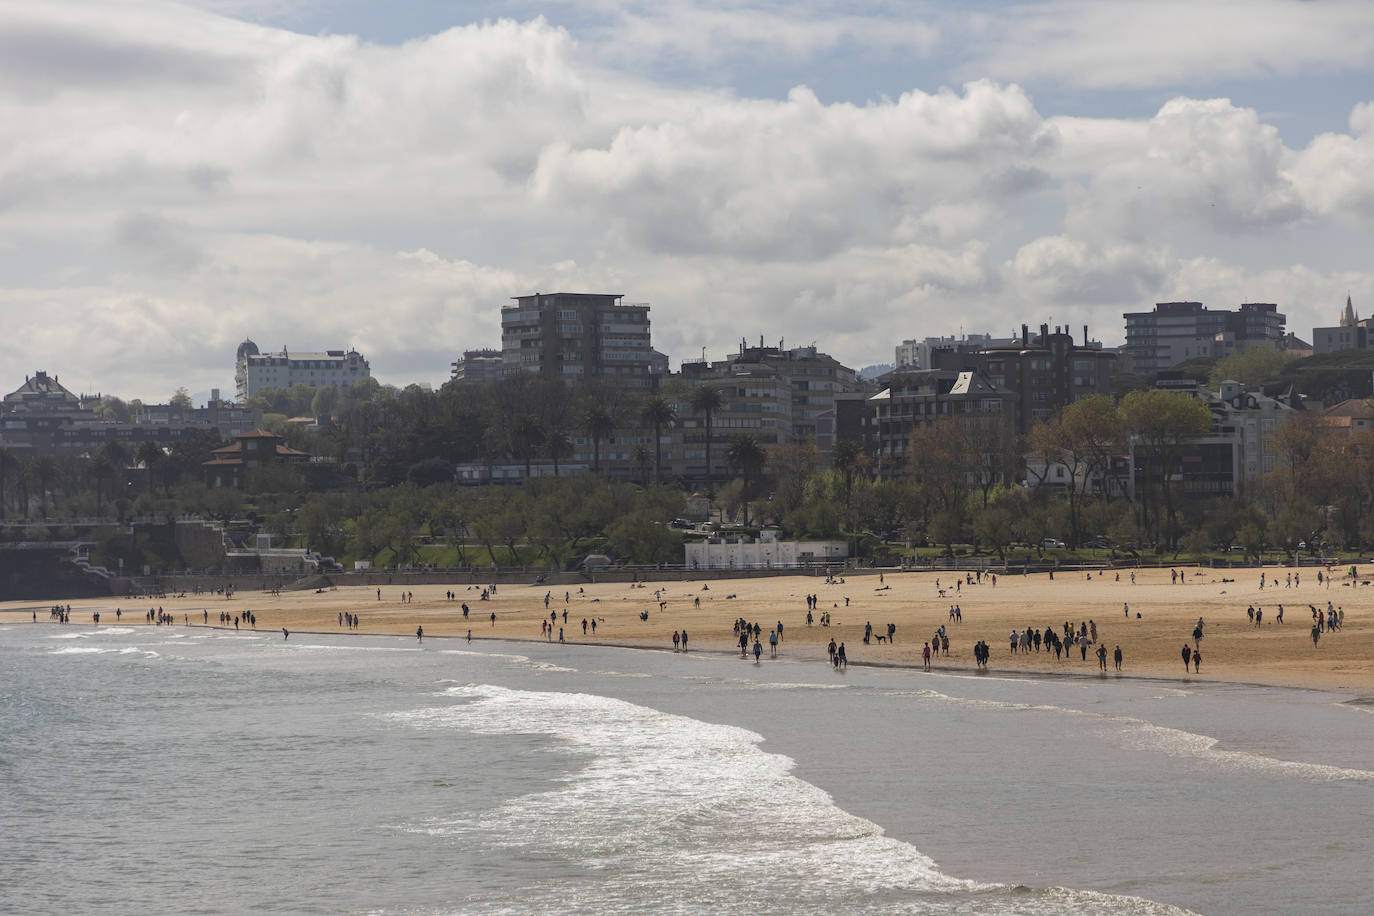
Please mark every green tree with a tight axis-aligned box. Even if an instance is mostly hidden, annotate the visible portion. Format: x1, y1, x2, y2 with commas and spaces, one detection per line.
170, 387, 193, 410
584, 407, 617, 476
639, 396, 676, 484
725, 434, 766, 526
689, 385, 726, 492
1119, 389, 1212, 548
30, 454, 58, 518
0, 446, 16, 519
632, 444, 652, 486
135, 441, 165, 498
1208, 348, 1291, 390
830, 438, 863, 507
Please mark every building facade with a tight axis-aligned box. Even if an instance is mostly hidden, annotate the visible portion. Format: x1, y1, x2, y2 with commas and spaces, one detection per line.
1312, 296, 1373, 356
684, 529, 848, 569
2, 373, 260, 457
449, 349, 504, 385
895, 333, 1015, 370
1128, 380, 1301, 500
1123, 301, 1286, 376
863, 368, 1018, 479
500, 293, 668, 389
236, 340, 370, 401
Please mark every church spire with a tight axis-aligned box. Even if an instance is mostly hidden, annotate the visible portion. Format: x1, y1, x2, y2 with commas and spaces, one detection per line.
1341, 292, 1357, 327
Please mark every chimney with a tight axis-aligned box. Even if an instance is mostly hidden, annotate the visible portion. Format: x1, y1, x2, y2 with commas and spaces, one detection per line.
1083, 325, 1088, 345
1021, 324, 1028, 346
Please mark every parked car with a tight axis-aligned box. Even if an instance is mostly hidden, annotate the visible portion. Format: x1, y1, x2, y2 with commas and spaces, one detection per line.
1083, 538, 1109, 549
1041, 538, 1066, 549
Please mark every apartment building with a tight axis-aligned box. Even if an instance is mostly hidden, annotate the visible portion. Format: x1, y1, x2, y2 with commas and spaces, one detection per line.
235, 340, 370, 401
1123, 301, 1286, 376
500, 293, 668, 388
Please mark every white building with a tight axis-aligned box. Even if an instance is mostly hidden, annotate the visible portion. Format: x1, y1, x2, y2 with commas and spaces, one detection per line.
236, 340, 370, 401
894, 333, 1016, 370
684, 529, 848, 569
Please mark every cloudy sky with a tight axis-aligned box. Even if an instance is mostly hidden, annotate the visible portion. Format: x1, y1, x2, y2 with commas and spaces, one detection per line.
3, 0, 1373, 401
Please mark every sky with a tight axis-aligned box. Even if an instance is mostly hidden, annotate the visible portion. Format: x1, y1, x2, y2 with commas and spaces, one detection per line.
3, 0, 1374, 401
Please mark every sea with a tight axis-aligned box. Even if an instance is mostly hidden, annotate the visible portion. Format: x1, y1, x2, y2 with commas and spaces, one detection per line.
3, 618, 1372, 915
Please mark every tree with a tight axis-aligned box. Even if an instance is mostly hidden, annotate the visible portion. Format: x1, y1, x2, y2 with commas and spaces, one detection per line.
547, 430, 573, 477
639, 396, 676, 484
584, 407, 616, 476
30, 454, 58, 518
689, 385, 726, 492
135, 441, 165, 498
1119, 389, 1212, 548
830, 438, 863, 507
1208, 348, 1291, 390
511, 418, 544, 481
0, 447, 16, 519
170, 387, 193, 410
725, 434, 766, 526
632, 444, 652, 487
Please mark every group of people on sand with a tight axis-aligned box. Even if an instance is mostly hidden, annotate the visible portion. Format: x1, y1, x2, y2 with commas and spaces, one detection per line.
339, 612, 361, 629
827, 638, 847, 669
1311, 602, 1345, 646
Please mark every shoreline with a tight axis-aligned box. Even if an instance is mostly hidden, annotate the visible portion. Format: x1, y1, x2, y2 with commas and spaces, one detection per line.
8, 563, 1374, 692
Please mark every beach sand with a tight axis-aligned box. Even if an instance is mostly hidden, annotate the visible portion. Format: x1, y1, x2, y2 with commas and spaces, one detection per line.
7, 565, 1374, 691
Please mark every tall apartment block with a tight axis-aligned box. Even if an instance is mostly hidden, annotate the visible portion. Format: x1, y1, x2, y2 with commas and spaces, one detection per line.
1123, 302, 1285, 376
235, 340, 370, 401
501, 293, 669, 388
449, 349, 505, 385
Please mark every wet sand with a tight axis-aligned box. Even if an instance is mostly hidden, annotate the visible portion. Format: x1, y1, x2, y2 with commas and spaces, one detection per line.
7, 565, 1373, 691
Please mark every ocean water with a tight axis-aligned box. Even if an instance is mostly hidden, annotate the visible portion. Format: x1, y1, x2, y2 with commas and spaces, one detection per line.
3, 621, 1372, 915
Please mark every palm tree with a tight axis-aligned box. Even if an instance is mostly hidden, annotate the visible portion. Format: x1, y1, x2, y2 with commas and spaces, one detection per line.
726, 434, 766, 526
547, 430, 573, 478
511, 418, 544, 482
632, 444, 652, 487
639, 396, 676, 484
136, 441, 164, 498
0, 446, 16, 519
584, 407, 617, 476
689, 385, 726, 493
31, 454, 58, 519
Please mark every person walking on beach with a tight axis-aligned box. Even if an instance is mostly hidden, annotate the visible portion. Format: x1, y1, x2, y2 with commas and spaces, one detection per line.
466, 629, 471, 643
417, 625, 424, 643
1097, 643, 1108, 671
769, 628, 778, 657
922, 642, 931, 671
837, 643, 847, 670
1113, 645, 1122, 672
680, 630, 687, 650
282, 628, 289, 640
1182, 643, 1191, 671
673, 631, 680, 650
1192, 648, 1201, 673
753, 639, 762, 663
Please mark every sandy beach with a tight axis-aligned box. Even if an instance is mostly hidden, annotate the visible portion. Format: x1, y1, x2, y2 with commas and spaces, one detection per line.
7, 565, 1374, 691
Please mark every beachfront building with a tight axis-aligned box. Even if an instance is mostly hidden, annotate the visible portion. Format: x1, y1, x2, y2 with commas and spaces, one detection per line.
862, 368, 1018, 479
449, 349, 504, 385
1, 373, 261, 457
235, 340, 370, 401
500, 293, 669, 389
660, 342, 858, 483
203, 429, 311, 488
973, 324, 1118, 434
684, 529, 848, 569
1124, 301, 1286, 376
1128, 379, 1302, 500
895, 332, 1016, 370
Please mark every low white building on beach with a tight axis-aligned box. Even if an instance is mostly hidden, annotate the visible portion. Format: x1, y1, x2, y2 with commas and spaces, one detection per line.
684, 529, 848, 569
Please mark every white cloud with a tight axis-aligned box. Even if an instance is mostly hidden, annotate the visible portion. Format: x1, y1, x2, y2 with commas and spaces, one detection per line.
964, 0, 1374, 90
1, 2, 1373, 398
